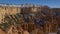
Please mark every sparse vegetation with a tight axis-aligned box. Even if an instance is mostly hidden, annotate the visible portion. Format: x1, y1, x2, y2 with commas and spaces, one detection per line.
0, 4, 60, 34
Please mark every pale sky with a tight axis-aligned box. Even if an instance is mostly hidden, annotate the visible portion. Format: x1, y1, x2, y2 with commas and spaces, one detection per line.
0, 0, 60, 8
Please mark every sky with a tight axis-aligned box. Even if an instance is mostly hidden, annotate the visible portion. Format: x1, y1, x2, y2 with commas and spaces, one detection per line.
0, 0, 60, 8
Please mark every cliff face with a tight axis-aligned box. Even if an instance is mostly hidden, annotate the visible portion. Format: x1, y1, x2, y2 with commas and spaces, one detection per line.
52, 8, 60, 24
0, 29, 6, 34
0, 6, 21, 24
0, 4, 60, 34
